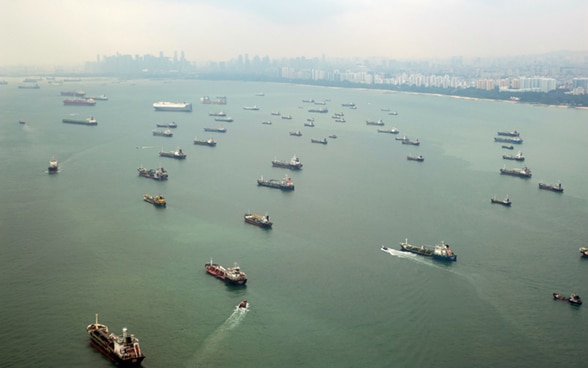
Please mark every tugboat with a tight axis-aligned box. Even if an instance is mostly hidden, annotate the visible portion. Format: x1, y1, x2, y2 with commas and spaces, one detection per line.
500, 166, 532, 178
553, 292, 583, 306
433, 241, 457, 262
491, 195, 511, 206
143, 194, 166, 207
205, 259, 248, 286
152, 129, 173, 137
137, 166, 168, 180
244, 213, 273, 228
502, 151, 525, 161
159, 147, 186, 159
407, 154, 424, 162
580, 247, 588, 258
257, 175, 295, 190
193, 137, 217, 147
48, 157, 59, 174
538, 181, 563, 193
311, 138, 327, 144
86, 314, 145, 366
272, 155, 303, 170
399, 238, 433, 257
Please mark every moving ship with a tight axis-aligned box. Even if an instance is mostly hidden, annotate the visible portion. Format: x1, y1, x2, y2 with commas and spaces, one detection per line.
257, 175, 295, 190
62, 116, 97, 125
86, 314, 145, 367
152, 101, 192, 112
48, 157, 58, 174
205, 259, 248, 286
137, 166, 168, 180
272, 155, 303, 170
244, 213, 273, 228
538, 181, 563, 193
159, 147, 186, 159
433, 241, 457, 261
399, 238, 433, 256
500, 166, 532, 178
553, 292, 582, 306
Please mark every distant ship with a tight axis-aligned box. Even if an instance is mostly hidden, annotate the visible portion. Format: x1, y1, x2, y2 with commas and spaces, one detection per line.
500, 166, 532, 178
200, 96, 227, 105
143, 193, 166, 207
204, 127, 226, 133
304, 121, 315, 127
538, 181, 563, 193
402, 138, 420, 146
193, 137, 217, 147
494, 136, 523, 144
502, 151, 524, 161
86, 314, 145, 367
491, 195, 511, 206
433, 242, 457, 261
63, 98, 95, 106
308, 107, 328, 113
377, 128, 399, 134
214, 117, 233, 122
272, 155, 303, 170
159, 147, 186, 159
152, 101, 192, 112
208, 111, 226, 117
497, 130, 520, 137
62, 116, 97, 125
61, 90, 85, 97
205, 259, 247, 286
341, 102, 355, 107
87, 94, 108, 100
271, 112, 281, 116
281, 115, 292, 120
257, 175, 295, 190
156, 122, 177, 128
244, 213, 273, 228
502, 145, 514, 150
311, 138, 327, 144
152, 129, 173, 137
243, 105, 259, 110
18, 83, 40, 89
48, 157, 58, 174
289, 131, 302, 136
407, 154, 424, 162
137, 166, 168, 180
366, 120, 384, 126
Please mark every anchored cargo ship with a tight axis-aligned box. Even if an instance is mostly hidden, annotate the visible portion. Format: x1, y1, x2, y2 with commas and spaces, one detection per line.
86, 314, 145, 367
502, 151, 524, 161
538, 181, 563, 193
500, 166, 532, 178
494, 136, 523, 144
205, 259, 248, 285
204, 126, 226, 133
137, 166, 168, 180
143, 194, 166, 207
63, 98, 96, 106
159, 147, 186, 159
62, 116, 97, 125
257, 175, 295, 190
200, 96, 227, 105
152, 101, 192, 112
272, 155, 303, 170
244, 213, 273, 228
152, 129, 173, 137
497, 130, 520, 137
193, 137, 216, 146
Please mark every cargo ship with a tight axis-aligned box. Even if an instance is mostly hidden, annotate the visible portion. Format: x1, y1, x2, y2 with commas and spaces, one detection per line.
156, 122, 177, 128
257, 175, 295, 190
538, 181, 563, 193
143, 194, 166, 207
311, 138, 327, 144
152, 129, 173, 137
407, 154, 424, 162
204, 126, 227, 133
214, 116, 233, 122
308, 107, 328, 113
502, 151, 524, 161
497, 130, 520, 137
500, 166, 532, 178
63, 98, 96, 106
433, 242, 457, 261
366, 119, 384, 126
272, 155, 303, 170
494, 136, 523, 144
205, 259, 247, 285
48, 157, 58, 174
341, 102, 356, 107
377, 128, 399, 134
208, 111, 226, 117
243, 105, 259, 110
86, 314, 145, 367
244, 213, 273, 228
200, 96, 227, 105
289, 131, 302, 136
399, 238, 433, 256
152, 101, 192, 112
402, 138, 420, 146
137, 166, 168, 180
87, 94, 108, 101
159, 147, 186, 159
491, 195, 511, 206
193, 137, 216, 147
62, 116, 97, 125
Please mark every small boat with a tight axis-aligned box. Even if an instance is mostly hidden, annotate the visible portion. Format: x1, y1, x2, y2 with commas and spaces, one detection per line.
18, 119, 26, 125
87, 314, 145, 366
502, 145, 514, 150
399, 238, 433, 257
580, 247, 588, 258
143, 194, 166, 207
152, 129, 173, 137
244, 213, 273, 228
289, 131, 302, 136
433, 241, 457, 262
491, 195, 511, 206
205, 259, 248, 285
48, 157, 59, 174
553, 292, 582, 306
538, 181, 563, 193
238, 299, 248, 309
311, 138, 327, 144
193, 137, 217, 147
407, 154, 424, 162
503, 151, 524, 161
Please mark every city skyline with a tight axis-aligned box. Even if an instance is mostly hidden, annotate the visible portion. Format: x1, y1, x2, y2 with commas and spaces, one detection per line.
3, 0, 588, 67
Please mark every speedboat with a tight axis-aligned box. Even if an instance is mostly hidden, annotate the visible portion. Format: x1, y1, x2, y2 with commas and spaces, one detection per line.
238, 299, 248, 309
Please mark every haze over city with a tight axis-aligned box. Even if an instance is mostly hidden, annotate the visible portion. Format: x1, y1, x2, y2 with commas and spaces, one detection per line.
3, 0, 588, 67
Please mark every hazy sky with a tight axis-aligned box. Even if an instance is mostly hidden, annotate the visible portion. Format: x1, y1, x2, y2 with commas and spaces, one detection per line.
2, 0, 587, 66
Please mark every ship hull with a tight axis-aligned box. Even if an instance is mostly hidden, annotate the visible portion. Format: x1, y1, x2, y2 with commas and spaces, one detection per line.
89, 333, 145, 367
257, 181, 295, 190
153, 102, 192, 112
400, 243, 433, 256
62, 119, 97, 125
244, 215, 273, 228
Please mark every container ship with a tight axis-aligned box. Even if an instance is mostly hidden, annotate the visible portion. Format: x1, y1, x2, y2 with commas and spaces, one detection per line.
63, 98, 96, 106
272, 155, 303, 170
86, 314, 145, 366
500, 166, 532, 178
152, 101, 192, 112
257, 175, 295, 190
62, 117, 97, 125
205, 259, 248, 285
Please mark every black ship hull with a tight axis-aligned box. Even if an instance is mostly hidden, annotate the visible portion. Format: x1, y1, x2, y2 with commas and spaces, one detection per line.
89, 330, 145, 367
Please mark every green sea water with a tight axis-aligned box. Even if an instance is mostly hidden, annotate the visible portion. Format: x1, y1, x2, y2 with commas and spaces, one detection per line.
1, 78, 587, 368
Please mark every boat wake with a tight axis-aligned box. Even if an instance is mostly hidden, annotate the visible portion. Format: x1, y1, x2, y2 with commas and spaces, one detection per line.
381, 246, 466, 276
380, 246, 418, 260
188, 304, 249, 367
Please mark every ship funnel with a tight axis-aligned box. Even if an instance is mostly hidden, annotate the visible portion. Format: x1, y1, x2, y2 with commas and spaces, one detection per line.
122, 327, 128, 338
